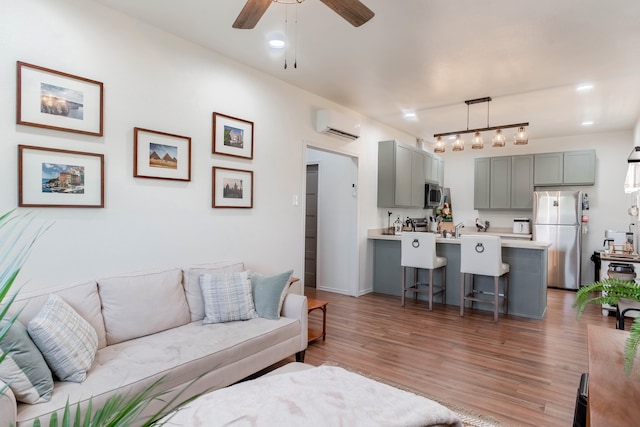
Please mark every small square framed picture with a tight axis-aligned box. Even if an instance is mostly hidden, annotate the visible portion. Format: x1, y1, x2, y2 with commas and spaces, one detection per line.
18, 145, 104, 208
212, 166, 253, 208
212, 112, 254, 159
17, 61, 104, 136
134, 127, 191, 181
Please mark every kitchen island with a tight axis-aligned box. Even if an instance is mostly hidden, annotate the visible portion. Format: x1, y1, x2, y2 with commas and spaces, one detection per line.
369, 229, 550, 319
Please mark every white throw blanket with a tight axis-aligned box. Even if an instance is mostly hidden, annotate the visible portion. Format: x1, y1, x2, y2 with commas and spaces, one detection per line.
162, 365, 462, 427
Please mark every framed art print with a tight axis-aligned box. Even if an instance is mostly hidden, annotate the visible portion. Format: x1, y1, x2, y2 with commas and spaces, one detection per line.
17, 61, 104, 136
134, 127, 191, 181
212, 112, 254, 159
18, 145, 104, 208
212, 166, 253, 208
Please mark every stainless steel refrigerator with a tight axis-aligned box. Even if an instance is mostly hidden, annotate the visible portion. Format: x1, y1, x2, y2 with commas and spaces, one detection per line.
533, 191, 582, 289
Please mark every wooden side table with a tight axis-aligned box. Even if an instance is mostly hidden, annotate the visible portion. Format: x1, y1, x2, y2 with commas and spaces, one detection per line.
307, 297, 327, 343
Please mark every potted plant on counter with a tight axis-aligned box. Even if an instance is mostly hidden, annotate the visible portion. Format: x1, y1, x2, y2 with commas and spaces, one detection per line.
574, 278, 640, 375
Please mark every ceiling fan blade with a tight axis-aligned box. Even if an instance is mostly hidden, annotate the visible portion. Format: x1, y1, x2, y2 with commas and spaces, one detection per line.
232, 0, 273, 29
319, 0, 375, 27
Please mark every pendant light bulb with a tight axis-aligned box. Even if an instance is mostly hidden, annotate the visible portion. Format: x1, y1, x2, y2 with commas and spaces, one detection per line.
452, 135, 464, 151
492, 129, 506, 147
514, 126, 528, 145
471, 131, 484, 149
434, 136, 445, 153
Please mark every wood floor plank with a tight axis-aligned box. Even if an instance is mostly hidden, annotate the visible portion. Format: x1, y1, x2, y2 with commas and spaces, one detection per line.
290, 287, 615, 426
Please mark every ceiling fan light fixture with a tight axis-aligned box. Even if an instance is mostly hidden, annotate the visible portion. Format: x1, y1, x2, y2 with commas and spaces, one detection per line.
434, 136, 445, 153
471, 131, 484, 149
452, 135, 464, 151
492, 129, 506, 147
513, 126, 528, 145
268, 38, 286, 48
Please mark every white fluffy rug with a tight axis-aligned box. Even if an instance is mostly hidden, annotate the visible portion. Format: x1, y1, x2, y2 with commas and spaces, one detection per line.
162, 365, 462, 426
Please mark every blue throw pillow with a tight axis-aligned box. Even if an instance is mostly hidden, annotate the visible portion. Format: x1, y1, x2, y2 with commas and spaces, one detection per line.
251, 270, 294, 320
0, 320, 54, 403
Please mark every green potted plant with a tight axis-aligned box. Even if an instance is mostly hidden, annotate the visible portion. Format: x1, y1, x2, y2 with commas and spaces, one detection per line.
574, 277, 640, 375
1, 210, 196, 426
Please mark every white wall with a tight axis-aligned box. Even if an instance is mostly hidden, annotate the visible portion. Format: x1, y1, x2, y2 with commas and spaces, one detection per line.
0, 0, 412, 292
439, 131, 634, 284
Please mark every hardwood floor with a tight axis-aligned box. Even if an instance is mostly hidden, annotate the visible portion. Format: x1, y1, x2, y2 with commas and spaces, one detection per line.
293, 287, 614, 427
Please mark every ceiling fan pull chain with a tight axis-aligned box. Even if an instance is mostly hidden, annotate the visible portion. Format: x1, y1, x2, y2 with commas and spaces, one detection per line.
294, 2, 298, 68
284, 3, 289, 69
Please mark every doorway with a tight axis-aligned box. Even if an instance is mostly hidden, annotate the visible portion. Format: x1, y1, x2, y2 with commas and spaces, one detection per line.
304, 146, 359, 296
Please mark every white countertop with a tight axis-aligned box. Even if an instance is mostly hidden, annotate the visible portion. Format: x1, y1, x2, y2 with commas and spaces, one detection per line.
367, 229, 550, 250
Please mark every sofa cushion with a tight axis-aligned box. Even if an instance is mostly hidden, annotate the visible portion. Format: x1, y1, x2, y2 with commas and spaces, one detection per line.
11, 280, 107, 350
0, 320, 54, 403
200, 271, 258, 324
28, 295, 98, 383
251, 270, 293, 320
182, 261, 245, 322
98, 268, 190, 345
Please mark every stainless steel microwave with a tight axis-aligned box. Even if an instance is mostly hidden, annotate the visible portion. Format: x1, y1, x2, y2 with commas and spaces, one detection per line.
425, 182, 443, 208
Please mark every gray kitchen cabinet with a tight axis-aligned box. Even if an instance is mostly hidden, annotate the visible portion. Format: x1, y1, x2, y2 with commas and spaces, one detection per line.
436, 156, 445, 187
511, 155, 534, 209
490, 156, 512, 209
474, 154, 533, 210
474, 158, 491, 209
564, 150, 596, 185
534, 150, 595, 186
377, 140, 425, 208
424, 151, 433, 182
411, 148, 426, 206
534, 152, 564, 185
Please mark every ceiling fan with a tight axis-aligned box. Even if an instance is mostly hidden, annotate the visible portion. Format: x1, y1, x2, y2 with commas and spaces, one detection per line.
232, 0, 375, 29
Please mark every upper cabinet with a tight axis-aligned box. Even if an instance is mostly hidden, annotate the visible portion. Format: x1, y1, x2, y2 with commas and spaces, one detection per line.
534, 150, 595, 186
424, 152, 445, 187
378, 140, 426, 208
474, 154, 533, 210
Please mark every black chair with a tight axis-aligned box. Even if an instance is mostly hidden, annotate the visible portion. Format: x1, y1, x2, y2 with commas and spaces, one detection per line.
572, 373, 589, 427
615, 298, 640, 330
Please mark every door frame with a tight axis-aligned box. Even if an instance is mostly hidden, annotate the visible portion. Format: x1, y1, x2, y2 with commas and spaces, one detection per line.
303, 142, 359, 297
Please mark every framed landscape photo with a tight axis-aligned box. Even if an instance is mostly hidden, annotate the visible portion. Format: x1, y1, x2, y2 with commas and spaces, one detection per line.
212, 167, 253, 208
18, 145, 104, 208
212, 112, 254, 159
134, 127, 191, 181
17, 61, 104, 136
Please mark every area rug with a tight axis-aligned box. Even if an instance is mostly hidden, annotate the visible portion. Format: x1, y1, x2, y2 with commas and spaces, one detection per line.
162, 363, 506, 427
320, 362, 507, 427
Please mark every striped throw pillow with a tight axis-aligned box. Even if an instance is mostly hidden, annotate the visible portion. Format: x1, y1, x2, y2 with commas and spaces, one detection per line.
28, 294, 98, 382
200, 271, 258, 324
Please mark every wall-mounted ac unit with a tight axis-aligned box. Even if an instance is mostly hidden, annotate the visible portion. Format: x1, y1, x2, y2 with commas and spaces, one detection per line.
316, 109, 361, 141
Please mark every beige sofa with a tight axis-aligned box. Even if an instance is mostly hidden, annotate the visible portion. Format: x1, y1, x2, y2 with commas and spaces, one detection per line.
0, 260, 308, 426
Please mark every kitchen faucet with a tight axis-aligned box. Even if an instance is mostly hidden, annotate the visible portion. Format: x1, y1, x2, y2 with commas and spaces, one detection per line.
454, 222, 465, 238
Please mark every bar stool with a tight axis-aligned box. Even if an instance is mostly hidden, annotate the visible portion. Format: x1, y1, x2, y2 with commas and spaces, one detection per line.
460, 235, 509, 321
401, 232, 447, 311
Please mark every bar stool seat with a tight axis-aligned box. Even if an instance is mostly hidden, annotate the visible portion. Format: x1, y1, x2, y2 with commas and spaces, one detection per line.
401, 232, 447, 311
460, 235, 509, 321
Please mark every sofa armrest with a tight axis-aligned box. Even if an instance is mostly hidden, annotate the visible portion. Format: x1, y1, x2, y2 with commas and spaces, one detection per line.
281, 293, 308, 351
0, 380, 18, 427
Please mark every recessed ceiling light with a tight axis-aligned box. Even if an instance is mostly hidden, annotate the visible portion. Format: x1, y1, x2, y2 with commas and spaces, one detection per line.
403, 111, 417, 119
581, 121, 594, 126
269, 39, 285, 49
576, 83, 594, 92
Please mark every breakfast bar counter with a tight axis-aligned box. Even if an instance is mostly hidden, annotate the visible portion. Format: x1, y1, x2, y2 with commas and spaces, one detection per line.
369, 229, 550, 319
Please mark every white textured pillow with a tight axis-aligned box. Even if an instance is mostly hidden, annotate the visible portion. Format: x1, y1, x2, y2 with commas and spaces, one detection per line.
200, 271, 258, 324
27, 294, 98, 383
